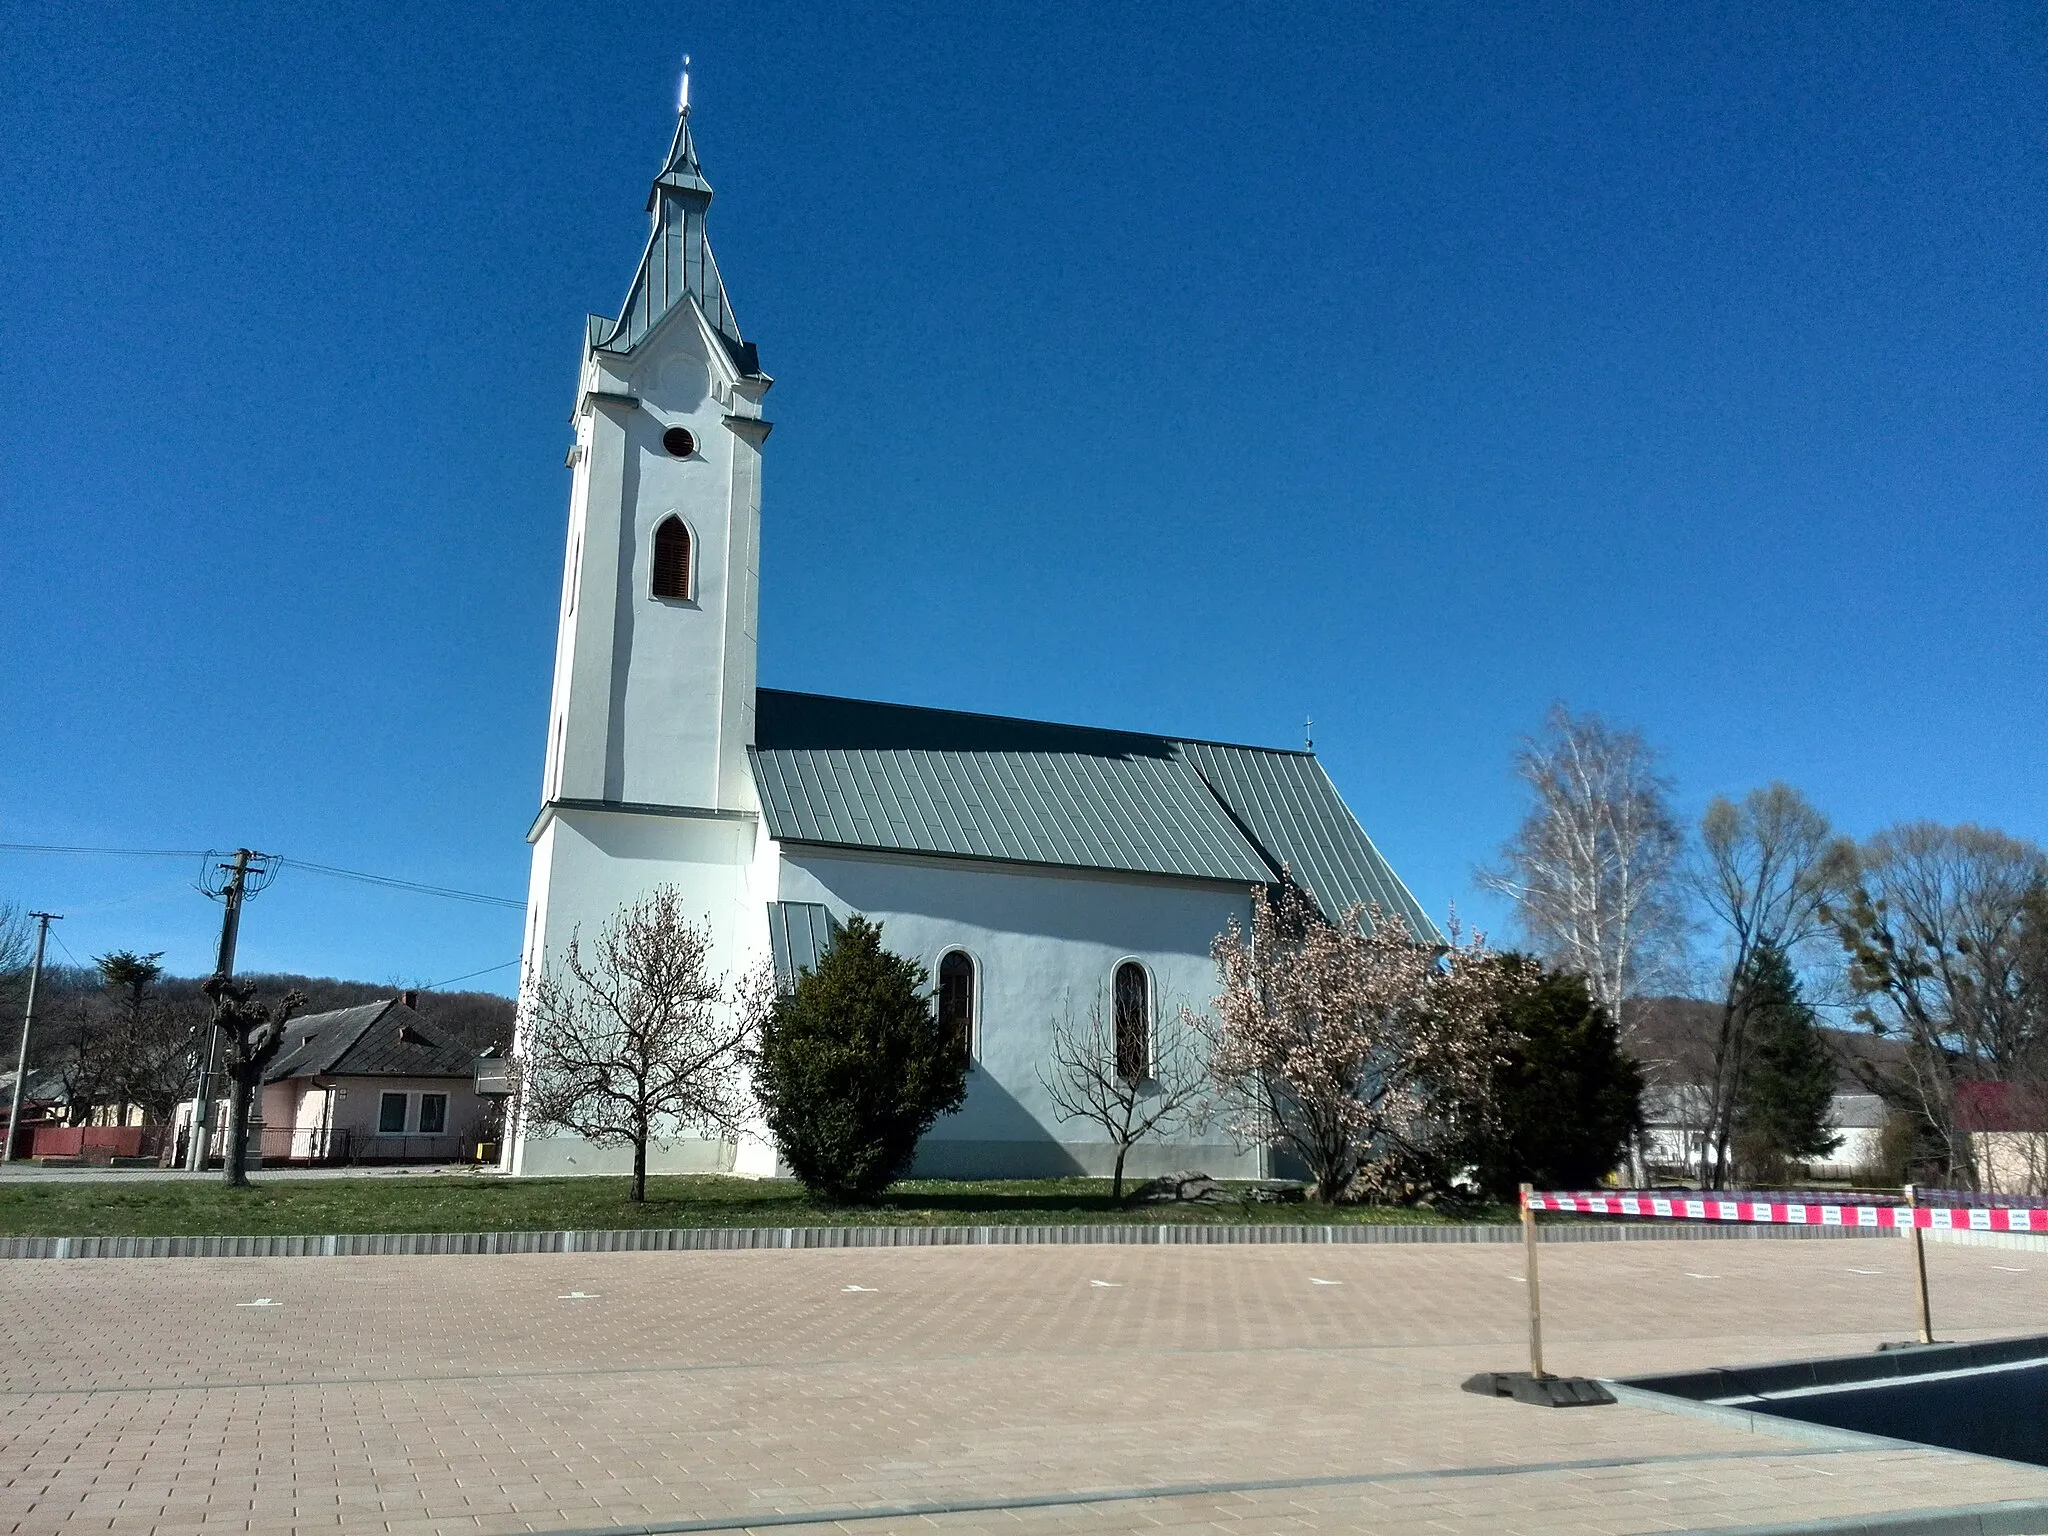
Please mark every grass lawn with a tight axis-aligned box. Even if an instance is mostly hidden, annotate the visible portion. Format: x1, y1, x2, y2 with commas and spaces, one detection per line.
0, 1174, 1519, 1238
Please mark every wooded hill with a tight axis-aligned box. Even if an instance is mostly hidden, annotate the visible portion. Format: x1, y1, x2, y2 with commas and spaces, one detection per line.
25, 967, 517, 1056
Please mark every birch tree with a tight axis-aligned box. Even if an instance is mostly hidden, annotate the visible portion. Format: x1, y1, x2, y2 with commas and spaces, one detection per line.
1479, 705, 1685, 1045
519, 887, 770, 1201
1203, 884, 1501, 1202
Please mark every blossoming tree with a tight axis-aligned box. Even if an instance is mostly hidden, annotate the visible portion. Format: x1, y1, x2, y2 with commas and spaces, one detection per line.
1203, 882, 1502, 1202
518, 886, 773, 1202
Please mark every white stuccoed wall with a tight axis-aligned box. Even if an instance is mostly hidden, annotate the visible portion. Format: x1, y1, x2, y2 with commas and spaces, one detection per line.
511, 827, 1270, 1181
508, 805, 772, 1177
546, 301, 766, 814
778, 846, 1265, 1179
517, 275, 774, 1178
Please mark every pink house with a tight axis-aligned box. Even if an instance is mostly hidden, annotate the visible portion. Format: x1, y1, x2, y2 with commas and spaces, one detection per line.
260, 996, 490, 1163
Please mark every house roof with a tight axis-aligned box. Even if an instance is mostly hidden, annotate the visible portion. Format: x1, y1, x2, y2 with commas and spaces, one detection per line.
1957, 1081, 2048, 1133
749, 689, 1437, 940
0, 1068, 68, 1106
263, 1001, 476, 1084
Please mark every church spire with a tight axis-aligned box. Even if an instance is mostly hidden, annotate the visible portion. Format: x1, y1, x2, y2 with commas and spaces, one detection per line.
595, 62, 756, 370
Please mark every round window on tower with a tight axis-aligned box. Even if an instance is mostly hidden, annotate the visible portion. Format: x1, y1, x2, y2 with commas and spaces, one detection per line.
662, 425, 697, 458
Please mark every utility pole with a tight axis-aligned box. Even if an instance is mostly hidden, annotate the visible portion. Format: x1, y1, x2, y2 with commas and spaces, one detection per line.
3, 913, 60, 1166
184, 850, 265, 1171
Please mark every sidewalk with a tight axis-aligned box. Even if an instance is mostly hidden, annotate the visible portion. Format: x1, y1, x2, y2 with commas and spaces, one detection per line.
1, 1232, 2042, 1533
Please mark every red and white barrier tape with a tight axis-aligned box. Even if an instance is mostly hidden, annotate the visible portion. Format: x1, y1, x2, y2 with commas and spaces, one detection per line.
1525, 1189, 2048, 1233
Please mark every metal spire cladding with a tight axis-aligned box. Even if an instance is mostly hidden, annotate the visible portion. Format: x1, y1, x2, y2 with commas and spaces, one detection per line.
595, 67, 754, 369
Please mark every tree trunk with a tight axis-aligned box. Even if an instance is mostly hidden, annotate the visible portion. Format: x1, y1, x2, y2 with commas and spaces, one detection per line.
221, 1062, 253, 1189
1712, 1041, 1753, 1187
1111, 1144, 1128, 1203
631, 1118, 648, 1203
1312, 1147, 1345, 1204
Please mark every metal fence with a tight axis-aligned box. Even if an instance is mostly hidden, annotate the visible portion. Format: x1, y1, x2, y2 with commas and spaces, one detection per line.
29, 1126, 174, 1163
178, 1127, 468, 1166
30, 1124, 478, 1169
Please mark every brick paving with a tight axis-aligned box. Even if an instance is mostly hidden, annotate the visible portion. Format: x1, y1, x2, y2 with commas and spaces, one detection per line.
1, 1237, 2045, 1534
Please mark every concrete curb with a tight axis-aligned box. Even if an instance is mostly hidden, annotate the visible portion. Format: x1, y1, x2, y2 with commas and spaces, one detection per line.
1661, 1499, 2048, 1535
1926, 1228, 2048, 1253
0, 1221, 1898, 1260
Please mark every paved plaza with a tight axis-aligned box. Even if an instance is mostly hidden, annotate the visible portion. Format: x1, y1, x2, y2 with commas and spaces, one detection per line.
2, 1235, 2045, 1535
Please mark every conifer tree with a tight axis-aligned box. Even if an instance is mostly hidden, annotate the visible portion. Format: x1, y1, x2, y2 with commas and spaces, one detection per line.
1732, 943, 1840, 1180
755, 916, 968, 1203
1459, 956, 1644, 1201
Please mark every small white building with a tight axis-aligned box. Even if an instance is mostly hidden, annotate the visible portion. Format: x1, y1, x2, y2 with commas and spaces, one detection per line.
508, 89, 1435, 1181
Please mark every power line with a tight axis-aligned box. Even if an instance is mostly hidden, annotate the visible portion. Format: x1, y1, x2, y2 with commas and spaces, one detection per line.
273, 858, 524, 910
0, 842, 524, 911
422, 958, 522, 990
0, 843, 210, 859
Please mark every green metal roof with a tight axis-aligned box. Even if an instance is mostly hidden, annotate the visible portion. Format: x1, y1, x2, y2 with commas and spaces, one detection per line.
595, 108, 756, 371
1176, 741, 1440, 942
750, 690, 1434, 938
766, 901, 835, 989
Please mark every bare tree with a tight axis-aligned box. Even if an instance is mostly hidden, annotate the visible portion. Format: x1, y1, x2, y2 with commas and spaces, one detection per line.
1203, 884, 1501, 1202
0, 901, 31, 982
1479, 705, 1686, 1045
1692, 785, 1854, 1185
92, 952, 205, 1124
1829, 823, 2048, 1184
42, 995, 119, 1128
205, 977, 305, 1188
1040, 992, 1209, 1201
518, 886, 770, 1201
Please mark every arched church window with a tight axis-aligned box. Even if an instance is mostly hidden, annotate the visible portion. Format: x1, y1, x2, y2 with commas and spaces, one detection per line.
1114, 961, 1149, 1083
938, 950, 976, 1064
652, 516, 692, 600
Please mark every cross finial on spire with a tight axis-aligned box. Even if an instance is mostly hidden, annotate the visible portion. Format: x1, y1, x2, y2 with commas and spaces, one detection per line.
678, 55, 691, 116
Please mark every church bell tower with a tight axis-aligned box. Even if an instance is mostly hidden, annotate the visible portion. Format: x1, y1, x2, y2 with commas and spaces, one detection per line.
509, 75, 776, 1176
541, 75, 771, 816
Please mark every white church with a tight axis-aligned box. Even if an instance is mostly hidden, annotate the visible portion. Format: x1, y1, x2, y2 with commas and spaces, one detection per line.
506, 89, 1435, 1181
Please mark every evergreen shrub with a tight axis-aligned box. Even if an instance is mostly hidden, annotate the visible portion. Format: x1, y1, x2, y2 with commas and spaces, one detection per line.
1464, 956, 1645, 1200
754, 915, 969, 1203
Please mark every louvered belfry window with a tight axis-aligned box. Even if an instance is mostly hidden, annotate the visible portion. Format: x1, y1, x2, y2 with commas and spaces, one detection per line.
652, 516, 691, 599
938, 950, 976, 1063
1114, 962, 1149, 1083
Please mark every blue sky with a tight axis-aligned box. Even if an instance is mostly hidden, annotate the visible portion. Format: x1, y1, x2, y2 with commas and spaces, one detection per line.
3, 3, 2043, 993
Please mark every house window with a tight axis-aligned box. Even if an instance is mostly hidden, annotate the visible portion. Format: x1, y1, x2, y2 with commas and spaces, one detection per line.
378, 1092, 408, 1134
937, 950, 976, 1063
418, 1094, 448, 1135
1114, 962, 1149, 1083
652, 516, 692, 599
